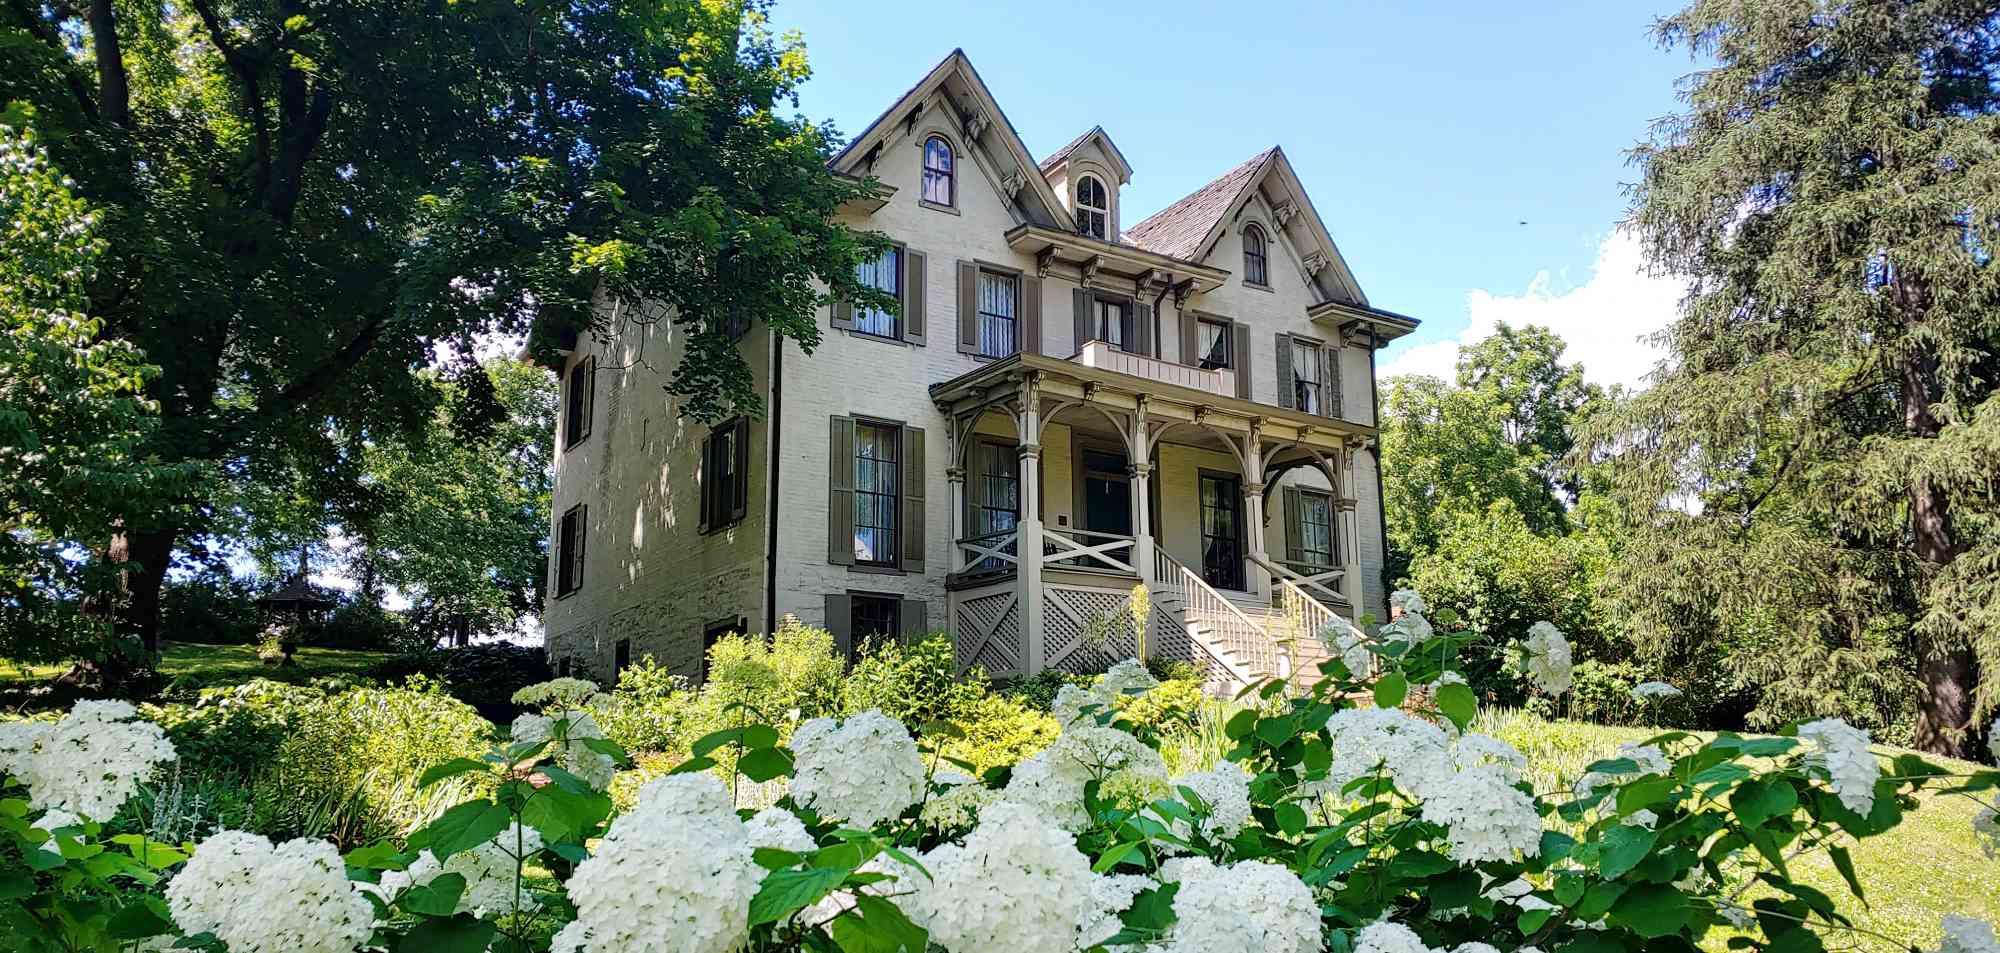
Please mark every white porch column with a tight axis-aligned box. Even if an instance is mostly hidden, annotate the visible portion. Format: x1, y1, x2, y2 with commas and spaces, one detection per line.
1241, 422, 1268, 602
1016, 374, 1046, 672
1338, 495, 1364, 619
946, 464, 967, 573
1128, 397, 1155, 593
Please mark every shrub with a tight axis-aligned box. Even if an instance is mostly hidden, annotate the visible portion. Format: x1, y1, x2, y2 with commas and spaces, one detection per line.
841, 633, 986, 726
435, 642, 551, 722
936, 693, 1060, 775
703, 621, 843, 722
588, 656, 698, 755
158, 571, 265, 645
990, 668, 1091, 712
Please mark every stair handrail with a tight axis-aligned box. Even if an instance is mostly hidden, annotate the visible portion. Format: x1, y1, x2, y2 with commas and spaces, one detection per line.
1153, 550, 1283, 683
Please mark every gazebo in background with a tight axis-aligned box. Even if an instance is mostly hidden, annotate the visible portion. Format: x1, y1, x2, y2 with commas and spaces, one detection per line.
256, 575, 335, 665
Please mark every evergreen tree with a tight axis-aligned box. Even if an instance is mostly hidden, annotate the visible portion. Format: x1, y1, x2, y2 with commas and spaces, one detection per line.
1600, 0, 2000, 755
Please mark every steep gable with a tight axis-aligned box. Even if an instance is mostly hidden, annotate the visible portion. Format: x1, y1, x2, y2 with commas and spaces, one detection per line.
1123, 149, 1273, 260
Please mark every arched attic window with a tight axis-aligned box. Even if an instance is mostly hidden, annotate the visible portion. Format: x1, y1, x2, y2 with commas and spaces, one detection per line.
923, 136, 955, 206
1075, 175, 1108, 239
1243, 224, 1269, 287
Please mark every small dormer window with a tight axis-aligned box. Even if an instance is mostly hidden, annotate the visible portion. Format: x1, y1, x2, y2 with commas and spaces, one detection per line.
1244, 224, 1270, 286
923, 136, 954, 206
1075, 175, 1108, 239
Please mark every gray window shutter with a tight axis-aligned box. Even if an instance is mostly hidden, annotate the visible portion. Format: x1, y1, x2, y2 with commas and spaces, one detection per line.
1325, 344, 1343, 418
827, 416, 856, 565
698, 431, 712, 533
900, 598, 928, 639
825, 593, 853, 660
1072, 288, 1089, 351
832, 297, 854, 331
1135, 303, 1155, 357
732, 417, 750, 522
1233, 323, 1252, 399
1274, 333, 1294, 410
903, 249, 926, 345
1021, 276, 1042, 355
573, 503, 588, 590
901, 426, 926, 573
956, 260, 978, 353
1282, 486, 1304, 564
1180, 310, 1199, 366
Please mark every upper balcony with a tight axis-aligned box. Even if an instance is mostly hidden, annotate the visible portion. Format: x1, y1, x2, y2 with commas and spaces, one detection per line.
1070, 340, 1236, 398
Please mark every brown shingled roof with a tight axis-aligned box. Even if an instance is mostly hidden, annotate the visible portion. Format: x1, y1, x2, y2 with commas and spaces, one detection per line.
1122, 148, 1276, 261
1038, 129, 1096, 173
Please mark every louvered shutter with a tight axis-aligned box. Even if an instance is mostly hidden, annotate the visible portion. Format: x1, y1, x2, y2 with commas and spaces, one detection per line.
1274, 333, 1295, 410
956, 261, 978, 353
1233, 323, 1252, 399
904, 249, 926, 345
1180, 310, 1199, 366
900, 598, 929, 639
1135, 303, 1155, 357
827, 417, 856, 565
572, 504, 588, 592
825, 594, 854, 661
1325, 344, 1343, 418
1282, 486, 1305, 564
900, 426, 926, 573
731, 417, 750, 522
1021, 277, 1042, 355
1072, 288, 1090, 352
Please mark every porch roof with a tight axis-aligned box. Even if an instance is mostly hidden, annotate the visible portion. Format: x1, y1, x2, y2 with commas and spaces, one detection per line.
928, 352, 1375, 452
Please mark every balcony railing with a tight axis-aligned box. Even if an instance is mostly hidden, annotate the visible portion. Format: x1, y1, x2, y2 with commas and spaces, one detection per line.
1072, 340, 1236, 398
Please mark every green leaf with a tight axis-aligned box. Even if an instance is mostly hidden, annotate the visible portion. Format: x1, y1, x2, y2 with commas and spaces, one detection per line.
1434, 682, 1476, 731
670, 756, 718, 775
749, 866, 850, 926
740, 724, 781, 749
1609, 883, 1690, 938
521, 784, 610, 843
1517, 908, 1554, 934
1827, 845, 1864, 901
1224, 709, 1259, 740
1731, 778, 1798, 829
1092, 841, 1143, 873
738, 746, 794, 783
418, 758, 490, 789
692, 727, 748, 759
395, 913, 497, 953
1274, 801, 1308, 836
412, 800, 511, 860
1616, 775, 1680, 814
1598, 823, 1658, 879
105, 900, 171, 941
400, 873, 467, 916
828, 895, 929, 953
1373, 671, 1408, 709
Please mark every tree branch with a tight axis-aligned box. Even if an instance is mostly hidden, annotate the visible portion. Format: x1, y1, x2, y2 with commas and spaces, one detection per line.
87, 0, 129, 126
273, 317, 387, 411
187, 0, 273, 200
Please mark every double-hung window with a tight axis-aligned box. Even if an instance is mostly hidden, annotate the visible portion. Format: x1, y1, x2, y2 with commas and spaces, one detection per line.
1297, 490, 1336, 568
971, 440, 1018, 571
1094, 298, 1134, 352
853, 247, 900, 338
700, 418, 749, 532
1292, 339, 1325, 414
922, 137, 954, 206
978, 270, 1018, 358
853, 421, 901, 566
850, 595, 901, 659
563, 357, 594, 449
1196, 318, 1232, 370
1075, 176, 1109, 239
556, 503, 587, 598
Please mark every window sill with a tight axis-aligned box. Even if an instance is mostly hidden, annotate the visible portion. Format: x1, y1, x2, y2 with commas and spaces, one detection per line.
554, 588, 582, 601
699, 516, 746, 537
848, 564, 907, 576
919, 200, 960, 216
845, 329, 911, 347
1243, 282, 1275, 294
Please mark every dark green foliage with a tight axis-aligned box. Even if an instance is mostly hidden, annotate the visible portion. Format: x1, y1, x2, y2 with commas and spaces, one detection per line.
157, 573, 265, 646
842, 633, 987, 727
1594, 0, 2000, 756
433, 645, 552, 724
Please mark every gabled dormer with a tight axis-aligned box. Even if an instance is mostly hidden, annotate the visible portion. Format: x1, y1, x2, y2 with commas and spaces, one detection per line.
1039, 126, 1134, 242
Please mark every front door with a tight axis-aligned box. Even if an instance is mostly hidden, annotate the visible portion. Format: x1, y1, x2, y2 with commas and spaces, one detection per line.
1080, 449, 1132, 537
1200, 473, 1244, 590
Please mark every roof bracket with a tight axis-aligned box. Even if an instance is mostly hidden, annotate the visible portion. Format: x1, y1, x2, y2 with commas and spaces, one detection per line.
1079, 255, 1102, 289
1035, 246, 1058, 279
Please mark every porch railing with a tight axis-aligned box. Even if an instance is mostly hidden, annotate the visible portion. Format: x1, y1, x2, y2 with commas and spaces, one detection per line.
954, 529, 1019, 573
1042, 527, 1135, 574
1253, 553, 1350, 610
1151, 549, 1285, 683
1071, 340, 1236, 398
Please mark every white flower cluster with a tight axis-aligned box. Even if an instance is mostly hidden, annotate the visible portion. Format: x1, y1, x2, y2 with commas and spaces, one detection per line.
1152, 857, 1322, 953
1937, 916, 2000, 953
1052, 659, 1160, 725
166, 830, 373, 953
1305, 708, 1540, 863
1169, 764, 1253, 841
789, 709, 926, 827
922, 771, 998, 830
376, 823, 544, 917
18, 700, 177, 819
0, 720, 48, 778
1521, 622, 1573, 695
1316, 616, 1375, 677
1004, 714, 1169, 831
512, 708, 618, 790
512, 677, 604, 708
1631, 681, 1682, 701
1419, 763, 1543, 863
1390, 589, 1428, 616
744, 805, 816, 853
1079, 873, 1150, 951
555, 773, 761, 953
905, 799, 1100, 953
1355, 920, 1432, 953
1573, 742, 1672, 800
1797, 718, 1880, 815
1451, 733, 1528, 784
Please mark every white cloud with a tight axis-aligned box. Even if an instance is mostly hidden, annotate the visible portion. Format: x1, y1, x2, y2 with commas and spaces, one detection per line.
1380, 229, 1685, 391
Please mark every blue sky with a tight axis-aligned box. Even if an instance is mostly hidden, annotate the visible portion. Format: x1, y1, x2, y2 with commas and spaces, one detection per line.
771, 0, 1696, 386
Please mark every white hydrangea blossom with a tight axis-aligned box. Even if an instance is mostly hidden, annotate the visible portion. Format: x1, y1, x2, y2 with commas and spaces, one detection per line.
1316, 617, 1376, 677
512, 677, 604, 708
1380, 610, 1435, 646
1573, 743, 1672, 800
511, 709, 618, 790
1077, 873, 1150, 951
1154, 857, 1323, 953
1170, 763, 1253, 841
0, 720, 50, 778
789, 710, 925, 828
1973, 797, 1999, 860
1002, 717, 1168, 832
1310, 707, 1455, 803
1354, 920, 1435, 953
31, 809, 81, 855
1623, 809, 1659, 830
1521, 622, 1573, 695
1418, 765, 1542, 863
744, 806, 815, 854
1936, 916, 2000, 953
1451, 733, 1527, 785
1098, 658, 1160, 700
1433, 671, 1468, 688
21, 699, 177, 819
1390, 589, 1428, 616
922, 780, 998, 830
561, 773, 760, 953
1631, 681, 1682, 701
1453, 944, 1501, 953
1797, 718, 1880, 816
911, 799, 1098, 953
166, 830, 373, 953
446, 823, 544, 917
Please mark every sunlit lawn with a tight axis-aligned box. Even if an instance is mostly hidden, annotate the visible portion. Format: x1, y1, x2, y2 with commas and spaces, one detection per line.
0, 641, 392, 691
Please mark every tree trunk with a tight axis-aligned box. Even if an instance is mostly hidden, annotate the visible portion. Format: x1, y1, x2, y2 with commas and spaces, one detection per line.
113, 524, 179, 658
1900, 331, 1980, 758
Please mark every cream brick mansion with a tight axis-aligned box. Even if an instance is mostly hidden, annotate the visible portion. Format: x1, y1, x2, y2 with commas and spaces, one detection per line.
540, 50, 1419, 691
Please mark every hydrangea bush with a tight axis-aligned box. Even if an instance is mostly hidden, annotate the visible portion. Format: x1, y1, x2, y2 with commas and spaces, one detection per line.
4, 594, 1999, 953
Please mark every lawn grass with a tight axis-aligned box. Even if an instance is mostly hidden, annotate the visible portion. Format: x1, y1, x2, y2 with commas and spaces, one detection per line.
1477, 708, 1997, 952
0, 642, 393, 693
